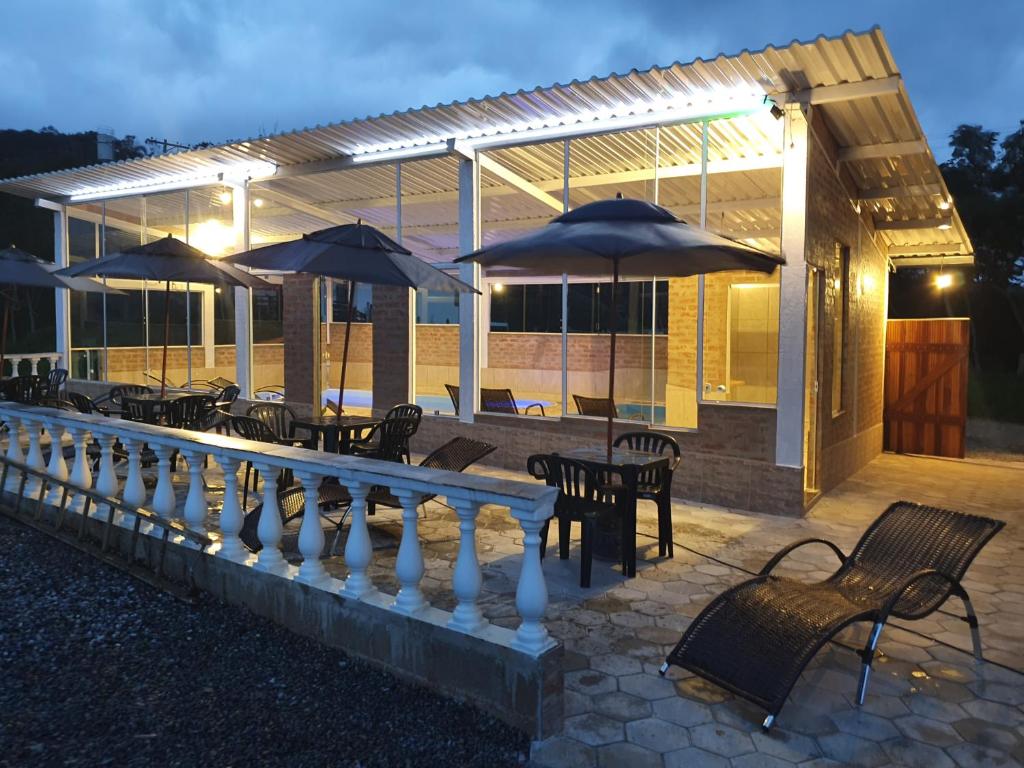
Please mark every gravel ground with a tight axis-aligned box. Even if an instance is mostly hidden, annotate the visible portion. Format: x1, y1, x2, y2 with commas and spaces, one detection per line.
0, 516, 528, 767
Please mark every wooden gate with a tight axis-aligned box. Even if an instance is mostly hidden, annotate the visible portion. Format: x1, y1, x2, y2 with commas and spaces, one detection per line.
884, 318, 969, 458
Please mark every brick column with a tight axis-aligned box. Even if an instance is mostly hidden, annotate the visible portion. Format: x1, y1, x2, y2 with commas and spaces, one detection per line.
372, 285, 413, 413
282, 273, 321, 418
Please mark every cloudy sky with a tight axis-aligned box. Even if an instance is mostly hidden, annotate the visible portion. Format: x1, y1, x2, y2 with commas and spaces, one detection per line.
2, 0, 1022, 159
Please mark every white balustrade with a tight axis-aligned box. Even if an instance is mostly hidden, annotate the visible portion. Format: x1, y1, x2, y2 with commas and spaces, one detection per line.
66, 425, 92, 512
0, 402, 558, 658
252, 461, 288, 575
341, 480, 374, 598
24, 415, 46, 496
2, 352, 61, 378
392, 490, 427, 615
449, 499, 485, 634
44, 417, 68, 505
182, 449, 208, 534
295, 470, 329, 585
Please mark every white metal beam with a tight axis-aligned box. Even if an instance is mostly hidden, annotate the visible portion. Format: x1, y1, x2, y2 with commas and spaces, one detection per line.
256, 188, 355, 226
887, 244, 963, 256
838, 140, 927, 162
875, 217, 952, 231
890, 255, 973, 268
858, 183, 943, 201
474, 153, 564, 212
775, 76, 902, 106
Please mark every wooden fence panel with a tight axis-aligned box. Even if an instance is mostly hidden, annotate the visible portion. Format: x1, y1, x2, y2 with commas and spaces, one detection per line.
884, 319, 969, 458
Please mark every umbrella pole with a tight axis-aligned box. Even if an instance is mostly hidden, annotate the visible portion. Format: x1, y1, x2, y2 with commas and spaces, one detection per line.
160, 280, 171, 398
606, 259, 619, 461
336, 280, 356, 424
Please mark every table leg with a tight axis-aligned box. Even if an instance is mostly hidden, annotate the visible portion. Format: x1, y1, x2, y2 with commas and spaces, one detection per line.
325, 427, 339, 454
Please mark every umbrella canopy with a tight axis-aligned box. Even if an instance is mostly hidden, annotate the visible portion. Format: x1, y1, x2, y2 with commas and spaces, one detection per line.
226, 221, 476, 421
457, 198, 784, 457
0, 245, 119, 380
458, 198, 784, 278
57, 236, 270, 396
225, 222, 473, 293
58, 235, 268, 288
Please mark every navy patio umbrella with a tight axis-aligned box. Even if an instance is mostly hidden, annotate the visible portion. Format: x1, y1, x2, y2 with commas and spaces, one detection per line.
58, 235, 270, 397
0, 245, 118, 380
456, 197, 785, 457
226, 221, 476, 422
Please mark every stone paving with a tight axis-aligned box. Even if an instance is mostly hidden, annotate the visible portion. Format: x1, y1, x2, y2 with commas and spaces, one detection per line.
159, 450, 1022, 767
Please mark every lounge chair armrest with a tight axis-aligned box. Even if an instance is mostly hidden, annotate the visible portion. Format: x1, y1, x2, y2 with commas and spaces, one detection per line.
759, 538, 847, 576
880, 568, 964, 618
524, 402, 546, 416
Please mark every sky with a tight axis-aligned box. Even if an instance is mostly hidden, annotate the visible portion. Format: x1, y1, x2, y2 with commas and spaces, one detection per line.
2, 0, 1022, 161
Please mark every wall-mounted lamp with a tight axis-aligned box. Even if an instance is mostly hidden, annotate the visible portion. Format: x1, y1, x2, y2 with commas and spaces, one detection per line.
935, 272, 953, 290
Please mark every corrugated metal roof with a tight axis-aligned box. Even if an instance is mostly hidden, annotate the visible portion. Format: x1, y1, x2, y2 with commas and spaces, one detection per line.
3, 26, 970, 265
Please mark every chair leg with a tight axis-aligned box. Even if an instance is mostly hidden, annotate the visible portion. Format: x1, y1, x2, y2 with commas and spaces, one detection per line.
961, 592, 984, 661
856, 621, 885, 705
659, 492, 673, 558
539, 520, 550, 560
558, 517, 571, 560
580, 517, 594, 589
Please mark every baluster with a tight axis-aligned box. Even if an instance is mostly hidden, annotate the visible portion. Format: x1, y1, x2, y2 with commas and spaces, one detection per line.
24, 415, 46, 496
216, 454, 247, 561
94, 433, 119, 500
182, 449, 208, 534
510, 509, 555, 655
4, 415, 25, 491
342, 480, 374, 598
252, 461, 287, 574
295, 470, 329, 585
121, 438, 146, 509
391, 489, 427, 615
150, 444, 176, 518
44, 417, 68, 505
449, 498, 486, 633
10, 356, 22, 377
30, 356, 40, 376
66, 425, 93, 513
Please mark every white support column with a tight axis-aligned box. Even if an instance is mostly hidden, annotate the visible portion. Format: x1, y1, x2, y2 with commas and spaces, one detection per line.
121, 438, 146, 509
341, 480, 374, 598
252, 461, 288, 575
510, 505, 556, 655
44, 417, 68, 505
294, 470, 329, 585
216, 454, 247, 561
391, 490, 427, 615
457, 155, 481, 422
54, 206, 71, 373
202, 285, 216, 370
151, 444, 176, 518
448, 498, 486, 634
775, 104, 811, 468
182, 449, 208, 533
233, 183, 253, 399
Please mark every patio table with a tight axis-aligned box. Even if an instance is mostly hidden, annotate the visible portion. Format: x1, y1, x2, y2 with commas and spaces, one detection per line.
290, 414, 381, 454
558, 445, 670, 577
121, 392, 190, 425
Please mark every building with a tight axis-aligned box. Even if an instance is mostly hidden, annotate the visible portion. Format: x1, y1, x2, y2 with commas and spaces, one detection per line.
0, 27, 972, 515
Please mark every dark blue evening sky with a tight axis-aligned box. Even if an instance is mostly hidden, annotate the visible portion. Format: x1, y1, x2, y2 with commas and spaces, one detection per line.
2, 0, 1021, 160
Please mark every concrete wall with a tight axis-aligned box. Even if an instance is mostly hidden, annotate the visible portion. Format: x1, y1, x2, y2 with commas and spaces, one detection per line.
804, 113, 888, 496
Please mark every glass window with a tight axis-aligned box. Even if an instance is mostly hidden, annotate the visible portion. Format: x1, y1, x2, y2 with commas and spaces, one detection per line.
332, 280, 374, 322
416, 288, 458, 325
832, 244, 849, 416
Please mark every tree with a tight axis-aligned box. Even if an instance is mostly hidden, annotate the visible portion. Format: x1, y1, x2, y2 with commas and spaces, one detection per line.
941, 124, 1024, 287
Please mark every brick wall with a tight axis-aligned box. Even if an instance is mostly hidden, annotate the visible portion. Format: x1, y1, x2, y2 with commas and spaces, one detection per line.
805, 114, 888, 494
373, 285, 413, 410
282, 273, 320, 416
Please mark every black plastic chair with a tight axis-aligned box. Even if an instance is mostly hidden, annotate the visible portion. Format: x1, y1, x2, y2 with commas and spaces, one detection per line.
613, 431, 681, 558
661, 501, 1005, 730
573, 394, 617, 418
3, 375, 44, 404
481, 387, 545, 416
246, 402, 314, 448
230, 415, 303, 510
67, 391, 110, 416
527, 453, 625, 588
445, 384, 461, 415
44, 368, 68, 398
349, 404, 422, 462
103, 384, 153, 415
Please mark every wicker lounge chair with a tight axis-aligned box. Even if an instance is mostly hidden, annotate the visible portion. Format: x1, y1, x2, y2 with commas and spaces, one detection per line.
445, 384, 546, 416
660, 501, 1004, 730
